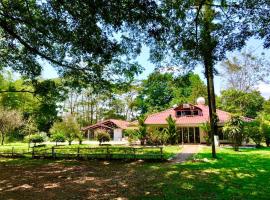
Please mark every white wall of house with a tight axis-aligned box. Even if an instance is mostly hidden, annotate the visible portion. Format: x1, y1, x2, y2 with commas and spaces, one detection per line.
113, 128, 123, 141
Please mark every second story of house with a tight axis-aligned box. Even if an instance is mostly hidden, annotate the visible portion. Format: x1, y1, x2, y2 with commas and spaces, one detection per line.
144, 97, 231, 126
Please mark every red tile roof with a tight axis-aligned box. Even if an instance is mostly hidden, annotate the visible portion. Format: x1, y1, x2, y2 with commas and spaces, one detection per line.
82, 119, 130, 131
144, 105, 231, 125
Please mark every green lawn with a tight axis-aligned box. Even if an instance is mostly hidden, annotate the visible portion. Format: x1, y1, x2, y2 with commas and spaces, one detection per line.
138, 147, 270, 199
0, 142, 181, 160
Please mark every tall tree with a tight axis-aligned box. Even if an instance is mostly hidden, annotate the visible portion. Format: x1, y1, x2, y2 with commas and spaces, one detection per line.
221, 49, 270, 92
143, 1, 254, 158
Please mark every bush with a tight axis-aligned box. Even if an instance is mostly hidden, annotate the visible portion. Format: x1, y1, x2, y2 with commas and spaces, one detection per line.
137, 116, 147, 145
95, 129, 110, 145
259, 114, 270, 147
244, 121, 263, 148
200, 122, 211, 145
146, 128, 168, 145
29, 134, 44, 146
165, 115, 177, 145
124, 129, 139, 144
223, 115, 244, 151
51, 132, 66, 146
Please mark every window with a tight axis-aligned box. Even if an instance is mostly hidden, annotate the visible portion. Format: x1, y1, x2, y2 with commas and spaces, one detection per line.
176, 111, 182, 116
193, 110, 199, 115
176, 109, 200, 117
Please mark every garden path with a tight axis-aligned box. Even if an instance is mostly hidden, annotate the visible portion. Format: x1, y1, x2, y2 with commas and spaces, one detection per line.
171, 145, 201, 163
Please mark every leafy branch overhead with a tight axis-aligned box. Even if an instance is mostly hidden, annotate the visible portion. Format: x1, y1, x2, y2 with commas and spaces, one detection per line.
0, 0, 160, 85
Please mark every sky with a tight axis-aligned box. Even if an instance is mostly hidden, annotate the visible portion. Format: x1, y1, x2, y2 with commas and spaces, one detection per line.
42, 38, 270, 100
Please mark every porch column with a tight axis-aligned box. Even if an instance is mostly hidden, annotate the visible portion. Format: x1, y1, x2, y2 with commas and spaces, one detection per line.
181, 128, 184, 145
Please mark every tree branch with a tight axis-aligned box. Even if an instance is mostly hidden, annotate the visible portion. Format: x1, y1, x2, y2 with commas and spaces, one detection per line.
0, 19, 87, 72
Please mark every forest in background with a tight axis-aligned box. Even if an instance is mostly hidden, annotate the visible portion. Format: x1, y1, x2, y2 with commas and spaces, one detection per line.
1, 49, 269, 142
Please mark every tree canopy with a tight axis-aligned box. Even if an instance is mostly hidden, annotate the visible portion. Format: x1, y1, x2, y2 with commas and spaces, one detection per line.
219, 89, 265, 118
0, 0, 161, 89
135, 71, 207, 114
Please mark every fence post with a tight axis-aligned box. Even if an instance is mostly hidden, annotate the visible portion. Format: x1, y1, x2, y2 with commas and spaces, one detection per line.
32, 147, 35, 158
12, 147, 14, 157
160, 147, 163, 160
52, 146, 55, 159
77, 147, 80, 158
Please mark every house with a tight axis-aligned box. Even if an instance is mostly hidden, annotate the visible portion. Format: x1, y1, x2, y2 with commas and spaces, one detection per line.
143, 97, 252, 144
82, 97, 252, 144
82, 119, 130, 141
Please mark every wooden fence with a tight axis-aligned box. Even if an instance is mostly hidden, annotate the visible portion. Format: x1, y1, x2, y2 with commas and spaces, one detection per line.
0, 146, 164, 161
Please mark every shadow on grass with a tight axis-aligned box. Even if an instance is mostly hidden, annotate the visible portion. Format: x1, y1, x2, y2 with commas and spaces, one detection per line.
0, 148, 269, 200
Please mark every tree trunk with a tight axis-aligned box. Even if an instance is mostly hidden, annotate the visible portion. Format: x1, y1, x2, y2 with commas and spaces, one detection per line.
205, 64, 217, 158
202, 2, 217, 158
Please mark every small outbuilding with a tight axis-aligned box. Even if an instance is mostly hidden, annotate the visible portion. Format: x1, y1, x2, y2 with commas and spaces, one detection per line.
82, 119, 130, 141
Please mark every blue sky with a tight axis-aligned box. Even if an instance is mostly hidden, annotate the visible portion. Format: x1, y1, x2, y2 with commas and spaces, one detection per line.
42, 38, 270, 99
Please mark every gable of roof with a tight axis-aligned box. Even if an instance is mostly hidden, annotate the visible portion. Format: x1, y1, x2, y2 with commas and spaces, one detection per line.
82, 119, 130, 131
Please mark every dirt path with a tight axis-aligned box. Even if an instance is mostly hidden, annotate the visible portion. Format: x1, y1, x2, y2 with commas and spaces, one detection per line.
171, 145, 201, 163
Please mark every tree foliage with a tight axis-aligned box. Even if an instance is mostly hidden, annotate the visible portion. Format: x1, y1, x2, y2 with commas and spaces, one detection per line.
135, 71, 207, 114
29, 134, 44, 147
50, 132, 66, 146
50, 115, 81, 145
0, 0, 159, 86
219, 89, 264, 118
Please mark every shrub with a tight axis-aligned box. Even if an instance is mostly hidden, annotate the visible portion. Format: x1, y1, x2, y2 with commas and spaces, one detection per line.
51, 132, 66, 146
124, 129, 139, 144
244, 121, 263, 148
165, 115, 177, 145
200, 122, 211, 145
262, 123, 270, 147
29, 134, 44, 146
146, 127, 168, 145
259, 114, 270, 147
95, 129, 110, 145
223, 115, 244, 151
137, 115, 147, 145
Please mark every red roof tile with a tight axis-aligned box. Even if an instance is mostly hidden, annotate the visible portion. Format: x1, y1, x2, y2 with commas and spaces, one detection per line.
82, 119, 130, 131
144, 105, 231, 125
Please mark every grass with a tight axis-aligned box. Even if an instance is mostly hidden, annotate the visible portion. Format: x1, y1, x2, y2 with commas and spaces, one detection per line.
0, 142, 181, 160
0, 147, 269, 199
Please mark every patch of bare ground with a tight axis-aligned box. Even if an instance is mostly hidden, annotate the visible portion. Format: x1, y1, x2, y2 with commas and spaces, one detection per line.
0, 159, 162, 200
